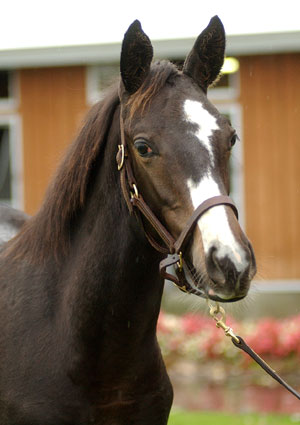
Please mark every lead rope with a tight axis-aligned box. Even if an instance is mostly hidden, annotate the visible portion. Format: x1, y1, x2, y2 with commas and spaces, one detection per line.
208, 303, 300, 401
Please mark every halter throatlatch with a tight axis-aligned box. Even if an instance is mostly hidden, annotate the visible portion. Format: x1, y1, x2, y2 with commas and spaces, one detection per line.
116, 112, 238, 294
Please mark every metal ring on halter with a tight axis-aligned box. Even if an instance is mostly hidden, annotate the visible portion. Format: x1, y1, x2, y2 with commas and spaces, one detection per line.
130, 184, 139, 199
117, 145, 125, 171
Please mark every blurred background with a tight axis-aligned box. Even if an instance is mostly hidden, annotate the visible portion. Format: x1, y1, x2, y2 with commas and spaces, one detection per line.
1, 0, 300, 421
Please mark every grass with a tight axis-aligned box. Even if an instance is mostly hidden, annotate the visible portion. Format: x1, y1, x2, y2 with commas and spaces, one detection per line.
168, 410, 300, 425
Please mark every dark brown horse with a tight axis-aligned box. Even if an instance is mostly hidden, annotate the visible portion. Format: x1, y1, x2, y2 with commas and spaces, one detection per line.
0, 17, 256, 425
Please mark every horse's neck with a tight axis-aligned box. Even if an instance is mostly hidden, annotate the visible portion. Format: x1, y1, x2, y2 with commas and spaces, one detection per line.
61, 125, 164, 379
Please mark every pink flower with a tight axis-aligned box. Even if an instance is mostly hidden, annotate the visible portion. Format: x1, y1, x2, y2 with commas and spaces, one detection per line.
245, 318, 280, 356
181, 313, 209, 334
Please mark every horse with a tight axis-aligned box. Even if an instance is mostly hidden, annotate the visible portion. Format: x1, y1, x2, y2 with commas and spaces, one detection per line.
0, 16, 256, 425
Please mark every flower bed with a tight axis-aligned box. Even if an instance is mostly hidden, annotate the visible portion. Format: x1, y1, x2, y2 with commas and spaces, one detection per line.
157, 312, 300, 413
157, 311, 300, 382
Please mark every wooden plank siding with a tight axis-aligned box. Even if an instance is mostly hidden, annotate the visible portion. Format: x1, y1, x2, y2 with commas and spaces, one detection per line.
239, 54, 300, 279
19, 66, 87, 215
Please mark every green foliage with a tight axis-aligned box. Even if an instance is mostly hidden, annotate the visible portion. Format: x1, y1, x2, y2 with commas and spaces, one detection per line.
168, 410, 299, 425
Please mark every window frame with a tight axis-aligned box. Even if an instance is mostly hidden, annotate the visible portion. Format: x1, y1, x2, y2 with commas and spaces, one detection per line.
216, 103, 245, 228
208, 71, 240, 101
0, 70, 19, 111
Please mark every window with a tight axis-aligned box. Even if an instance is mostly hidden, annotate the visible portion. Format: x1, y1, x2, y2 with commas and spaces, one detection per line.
0, 117, 22, 208
0, 70, 18, 110
0, 71, 10, 98
0, 125, 11, 202
208, 71, 240, 101
86, 65, 119, 105
0, 69, 22, 208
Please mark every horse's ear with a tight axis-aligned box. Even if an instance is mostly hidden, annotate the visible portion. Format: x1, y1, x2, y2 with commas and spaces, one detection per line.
120, 20, 153, 95
183, 16, 225, 93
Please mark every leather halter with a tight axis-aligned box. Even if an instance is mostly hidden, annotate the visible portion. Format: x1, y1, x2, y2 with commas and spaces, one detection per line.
116, 111, 238, 294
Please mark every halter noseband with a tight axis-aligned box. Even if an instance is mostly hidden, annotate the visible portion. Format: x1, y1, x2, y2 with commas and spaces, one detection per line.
116, 111, 238, 295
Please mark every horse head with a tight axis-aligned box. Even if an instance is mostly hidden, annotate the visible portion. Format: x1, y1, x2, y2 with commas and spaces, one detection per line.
118, 17, 256, 302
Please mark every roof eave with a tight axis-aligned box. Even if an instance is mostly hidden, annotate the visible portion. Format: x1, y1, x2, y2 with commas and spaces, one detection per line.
0, 31, 299, 69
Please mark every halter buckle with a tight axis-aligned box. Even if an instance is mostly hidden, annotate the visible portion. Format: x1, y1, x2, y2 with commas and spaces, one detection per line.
176, 251, 183, 273
172, 282, 188, 293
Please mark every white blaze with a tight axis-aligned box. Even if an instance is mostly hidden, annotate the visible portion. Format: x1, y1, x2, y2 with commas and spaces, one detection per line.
184, 99, 219, 165
184, 99, 245, 271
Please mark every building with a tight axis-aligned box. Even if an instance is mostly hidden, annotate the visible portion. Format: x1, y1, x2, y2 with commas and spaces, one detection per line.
0, 31, 300, 306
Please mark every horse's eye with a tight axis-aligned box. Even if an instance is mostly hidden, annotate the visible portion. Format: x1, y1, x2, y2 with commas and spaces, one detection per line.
134, 140, 154, 157
230, 134, 239, 148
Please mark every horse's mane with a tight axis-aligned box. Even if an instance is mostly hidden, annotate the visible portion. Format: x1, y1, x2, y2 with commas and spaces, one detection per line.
4, 61, 179, 264
5, 86, 120, 263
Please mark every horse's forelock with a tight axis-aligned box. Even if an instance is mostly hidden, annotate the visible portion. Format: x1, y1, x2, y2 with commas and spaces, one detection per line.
125, 61, 179, 122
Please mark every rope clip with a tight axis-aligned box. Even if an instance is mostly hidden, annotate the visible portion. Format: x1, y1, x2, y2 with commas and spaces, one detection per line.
209, 302, 240, 344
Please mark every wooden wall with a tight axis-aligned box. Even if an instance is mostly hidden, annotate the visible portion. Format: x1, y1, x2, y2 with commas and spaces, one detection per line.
240, 54, 300, 279
19, 66, 87, 215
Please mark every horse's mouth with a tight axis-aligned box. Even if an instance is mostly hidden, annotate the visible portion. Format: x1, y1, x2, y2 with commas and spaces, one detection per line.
183, 260, 247, 303
201, 292, 246, 303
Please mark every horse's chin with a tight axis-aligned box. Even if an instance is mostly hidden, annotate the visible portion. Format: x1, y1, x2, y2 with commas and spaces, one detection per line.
183, 261, 247, 304
202, 292, 246, 303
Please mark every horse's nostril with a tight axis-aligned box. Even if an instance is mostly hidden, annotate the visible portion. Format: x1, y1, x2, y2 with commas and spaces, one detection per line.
211, 248, 218, 268
206, 244, 252, 289
206, 247, 226, 285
